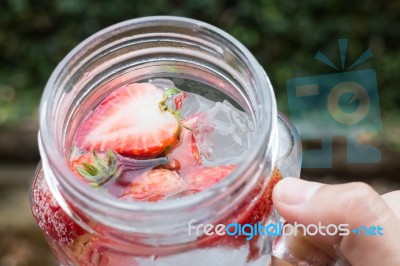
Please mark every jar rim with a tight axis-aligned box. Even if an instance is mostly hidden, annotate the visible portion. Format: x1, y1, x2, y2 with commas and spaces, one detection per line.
39, 16, 277, 230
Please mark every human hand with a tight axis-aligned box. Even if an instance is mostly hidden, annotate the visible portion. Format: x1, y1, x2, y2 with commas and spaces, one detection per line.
272, 178, 400, 266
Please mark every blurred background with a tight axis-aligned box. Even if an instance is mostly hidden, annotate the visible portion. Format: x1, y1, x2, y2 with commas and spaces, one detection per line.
0, 0, 399, 265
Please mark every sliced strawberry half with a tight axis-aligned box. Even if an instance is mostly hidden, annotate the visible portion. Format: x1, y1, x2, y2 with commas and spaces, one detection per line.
74, 82, 180, 158
31, 172, 84, 245
120, 168, 185, 202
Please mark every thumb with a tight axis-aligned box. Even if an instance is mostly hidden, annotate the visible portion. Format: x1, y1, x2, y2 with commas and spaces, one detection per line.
272, 178, 400, 266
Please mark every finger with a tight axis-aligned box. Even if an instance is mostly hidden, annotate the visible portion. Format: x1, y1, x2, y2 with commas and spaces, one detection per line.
382, 191, 400, 220
273, 178, 400, 266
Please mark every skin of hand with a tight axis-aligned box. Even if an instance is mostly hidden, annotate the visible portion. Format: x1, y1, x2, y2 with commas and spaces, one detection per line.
272, 178, 400, 266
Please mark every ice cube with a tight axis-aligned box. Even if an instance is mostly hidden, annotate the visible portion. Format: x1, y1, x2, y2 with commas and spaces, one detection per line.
150, 78, 176, 90
179, 93, 215, 118
149, 78, 182, 110
193, 101, 255, 166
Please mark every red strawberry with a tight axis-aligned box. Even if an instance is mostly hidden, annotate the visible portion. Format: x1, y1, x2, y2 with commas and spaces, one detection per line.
70, 150, 118, 185
238, 168, 282, 225
31, 172, 84, 245
236, 168, 283, 261
74, 82, 180, 158
173, 91, 187, 110
186, 165, 236, 191
120, 168, 185, 202
65, 234, 139, 266
65, 234, 101, 265
195, 168, 282, 253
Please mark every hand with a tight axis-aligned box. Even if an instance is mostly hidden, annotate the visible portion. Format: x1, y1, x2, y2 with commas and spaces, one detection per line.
272, 178, 400, 266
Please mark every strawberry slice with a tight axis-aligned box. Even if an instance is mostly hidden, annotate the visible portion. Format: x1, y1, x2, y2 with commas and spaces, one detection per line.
120, 168, 185, 202
31, 172, 84, 245
74, 82, 180, 158
186, 165, 236, 191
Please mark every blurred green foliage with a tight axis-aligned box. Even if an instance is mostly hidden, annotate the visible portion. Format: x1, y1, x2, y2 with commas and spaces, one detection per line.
1, 0, 399, 126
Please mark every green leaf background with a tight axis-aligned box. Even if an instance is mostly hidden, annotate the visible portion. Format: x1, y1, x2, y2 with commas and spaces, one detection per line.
0, 0, 399, 147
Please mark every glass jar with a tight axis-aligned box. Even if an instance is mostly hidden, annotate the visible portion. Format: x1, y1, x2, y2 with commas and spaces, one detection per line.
30, 16, 302, 266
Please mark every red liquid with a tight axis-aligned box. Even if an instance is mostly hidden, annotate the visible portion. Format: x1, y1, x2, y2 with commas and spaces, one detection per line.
31, 165, 282, 265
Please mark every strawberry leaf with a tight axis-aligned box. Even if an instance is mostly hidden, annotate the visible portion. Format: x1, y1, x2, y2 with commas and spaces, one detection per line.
75, 150, 118, 185
163, 87, 181, 98
107, 150, 116, 166
82, 163, 99, 176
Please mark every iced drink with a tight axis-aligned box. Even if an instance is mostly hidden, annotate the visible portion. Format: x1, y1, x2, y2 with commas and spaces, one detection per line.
32, 78, 283, 265
30, 16, 306, 266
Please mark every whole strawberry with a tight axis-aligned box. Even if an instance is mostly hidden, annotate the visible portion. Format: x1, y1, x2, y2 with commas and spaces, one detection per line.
186, 165, 236, 191
120, 168, 185, 202
70, 150, 118, 186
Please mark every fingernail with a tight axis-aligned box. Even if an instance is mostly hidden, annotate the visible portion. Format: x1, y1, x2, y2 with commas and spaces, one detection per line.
274, 178, 322, 206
